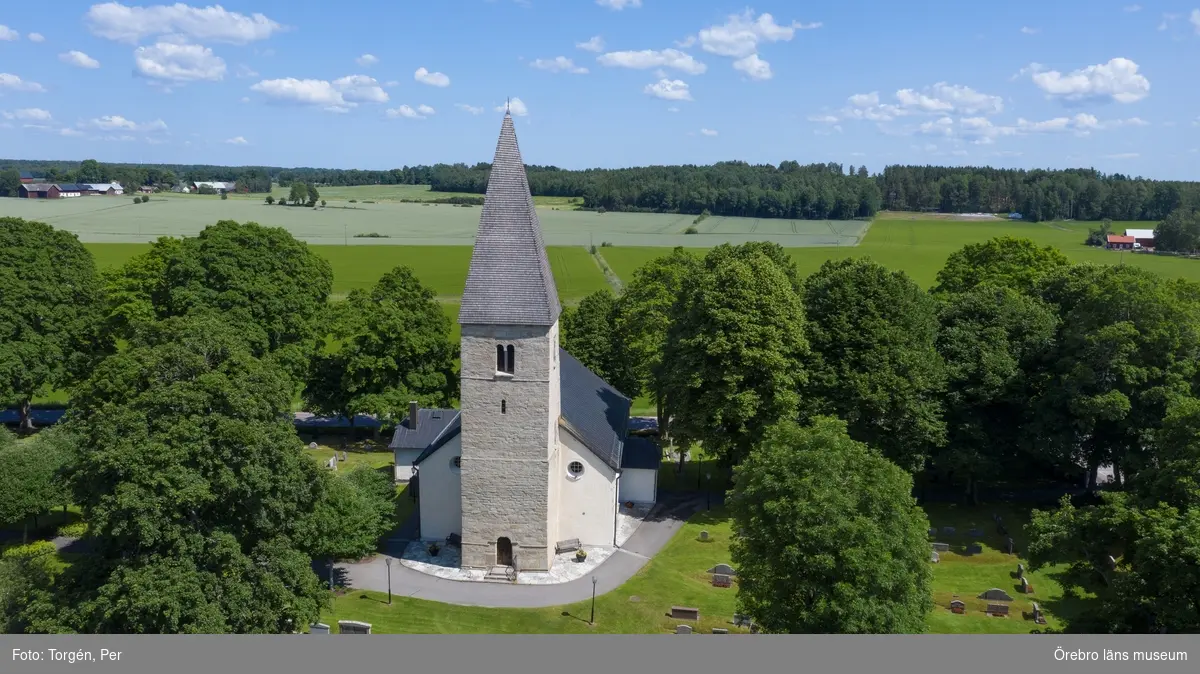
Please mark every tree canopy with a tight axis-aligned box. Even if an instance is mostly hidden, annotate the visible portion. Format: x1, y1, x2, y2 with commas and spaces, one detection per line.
561, 289, 639, 399
729, 417, 933, 633
933, 236, 1070, 296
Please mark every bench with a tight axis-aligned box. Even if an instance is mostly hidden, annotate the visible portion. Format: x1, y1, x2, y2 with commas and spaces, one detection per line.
446, 533, 461, 548
555, 538, 581, 554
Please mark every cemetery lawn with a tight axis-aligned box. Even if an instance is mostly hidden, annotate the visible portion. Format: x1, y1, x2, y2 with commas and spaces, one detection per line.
322, 500, 1087, 634
303, 439, 395, 471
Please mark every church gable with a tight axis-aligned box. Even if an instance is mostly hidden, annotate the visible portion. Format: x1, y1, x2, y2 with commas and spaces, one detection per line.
558, 348, 631, 471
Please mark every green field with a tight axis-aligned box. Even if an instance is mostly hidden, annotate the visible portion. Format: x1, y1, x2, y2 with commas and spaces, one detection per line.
178, 183, 583, 209
319, 500, 1075, 634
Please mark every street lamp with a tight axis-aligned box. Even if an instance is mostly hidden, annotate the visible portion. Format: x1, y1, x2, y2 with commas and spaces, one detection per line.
706, 472, 712, 510
589, 576, 598, 625
384, 557, 393, 605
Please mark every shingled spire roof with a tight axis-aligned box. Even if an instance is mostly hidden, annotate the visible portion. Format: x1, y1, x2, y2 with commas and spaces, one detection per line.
458, 112, 561, 326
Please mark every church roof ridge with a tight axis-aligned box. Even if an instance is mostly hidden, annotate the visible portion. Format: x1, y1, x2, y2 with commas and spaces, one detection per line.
458, 111, 561, 326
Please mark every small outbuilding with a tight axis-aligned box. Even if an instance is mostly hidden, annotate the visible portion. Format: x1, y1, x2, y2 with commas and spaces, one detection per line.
19, 183, 57, 198
1106, 234, 1135, 250
1125, 229, 1155, 250
85, 183, 124, 195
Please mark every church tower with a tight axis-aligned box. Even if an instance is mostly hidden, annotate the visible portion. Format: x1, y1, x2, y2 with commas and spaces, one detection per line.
457, 110, 562, 572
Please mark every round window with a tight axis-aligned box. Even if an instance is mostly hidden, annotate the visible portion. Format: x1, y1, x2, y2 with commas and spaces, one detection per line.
452, 456, 462, 469
567, 461, 584, 477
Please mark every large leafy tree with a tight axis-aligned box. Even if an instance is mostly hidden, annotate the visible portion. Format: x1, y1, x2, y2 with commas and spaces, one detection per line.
561, 289, 639, 398
613, 247, 701, 434
34, 315, 330, 633
1153, 207, 1200, 253
299, 467, 396, 563
933, 236, 1069, 296
303, 265, 457, 428
729, 417, 933, 633
934, 284, 1058, 501
0, 169, 21, 197
0, 428, 72, 541
100, 236, 182, 340
0, 218, 109, 433
663, 243, 808, 468
801, 258, 946, 472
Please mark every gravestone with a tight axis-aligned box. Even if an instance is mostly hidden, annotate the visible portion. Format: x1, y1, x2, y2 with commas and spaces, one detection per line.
932, 542, 950, 552
671, 606, 700, 621
699, 530, 709, 541
1107, 555, 1117, 570
308, 442, 318, 450
712, 628, 729, 634
732, 614, 752, 628
1020, 576, 1029, 593
978, 588, 1015, 602
1032, 602, 1046, 625
675, 625, 692, 634
1017, 562, 1025, 576
337, 620, 372, 634
326, 457, 337, 471
986, 603, 1010, 617
966, 543, 983, 555
950, 600, 965, 614
340, 451, 347, 462
992, 513, 1001, 523
309, 623, 330, 635
942, 526, 956, 535
708, 564, 736, 576
712, 574, 732, 588
931, 550, 940, 563
1005, 537, 1014, 554
969, 528, 984, 537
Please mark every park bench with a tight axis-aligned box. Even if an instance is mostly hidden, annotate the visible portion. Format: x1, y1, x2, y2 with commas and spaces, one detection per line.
555, 538, 581, 554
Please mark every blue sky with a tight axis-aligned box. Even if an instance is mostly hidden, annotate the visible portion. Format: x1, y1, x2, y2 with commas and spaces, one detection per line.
1, 1, 1199, 178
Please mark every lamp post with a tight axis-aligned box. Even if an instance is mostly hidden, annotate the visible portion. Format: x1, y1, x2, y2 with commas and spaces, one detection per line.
384, 557, 392, 605
590, 576, 598, 625
705, 472, 712, 510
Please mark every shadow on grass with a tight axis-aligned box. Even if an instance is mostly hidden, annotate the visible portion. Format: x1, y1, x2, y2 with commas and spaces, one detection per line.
1037, 572, 1098, 631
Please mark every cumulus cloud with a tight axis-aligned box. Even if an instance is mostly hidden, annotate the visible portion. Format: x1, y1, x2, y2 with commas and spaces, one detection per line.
356, 53, 378, 66
700, 128, 717, 136
455, 103, 484, 114
60, 51, 101, 69
387, 104, 427, 119
576, 36, 605, 52
0, 25, 18, 41
643, 78, 692, 101
82, 115, 169, 132
235, 64, 258, 78
135, 42, 226, 82
85, 1, 284, 44
495, 97, 529, 116
596, 0, 641, 9
414, 67, 450, 87
0, 74, 46, 92
27, 33, 44, 42
250, 75, 389, 110
1028, 58, 1150, 103
225, 136, 248, 144
1, 108, 52, 121
698, 10, 820, 58
827, 83, 1002, 126
530, 57, 588, 74
917, 113, 1149, 145
1020, 26, 1039, 34
598, 49, 706, 74
332, 75, 388, 103
807, 114, 840, 123
732, 53, 771, 80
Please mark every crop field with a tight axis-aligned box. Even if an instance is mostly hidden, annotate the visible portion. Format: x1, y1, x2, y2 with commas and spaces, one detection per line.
189, 183, 584, 208
0, 195, 867, 248
599, 216, 1198, 288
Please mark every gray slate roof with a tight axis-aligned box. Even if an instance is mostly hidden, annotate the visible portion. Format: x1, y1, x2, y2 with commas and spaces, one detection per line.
621, 435, 662, 470
559, 348, 631, 471
458, 112, 561, 327
391, 409, 461, 465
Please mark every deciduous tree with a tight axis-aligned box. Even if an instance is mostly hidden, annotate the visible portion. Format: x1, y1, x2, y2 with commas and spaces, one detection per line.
933, 237, 1069, 296
561, 289, 639, 398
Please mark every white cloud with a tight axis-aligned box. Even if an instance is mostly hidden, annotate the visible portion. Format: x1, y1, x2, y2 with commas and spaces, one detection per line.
0, 25, 18, 41
85, 2, 283, 44
700, 128, 717, 136
808, 114, 839, 123
598, 49, 706, 74
28, 32, 45, 43
698, 10, 820, 59
596, 0, 641, 9
60, 128, 84, 137
675, 36, 696, 48
848, 92, 879, 107
1191, 9, 1200, 32
387, 104, 428, 119
732, 54, 771, 80
1124, 4, 1141, 11
1020, 26, 1039, 35
235, 64, 258, 78
455, 103, 484, 114
832, 83, 1003, 125
332, 75, 388, 103
916, 112, 1149, 145
0, 74, 46, 92
576, 36, 605, 52
667, 106, 680, 112
414, 67, 450, 87
252, 78, 348, 109
134, 42, 226, 82
1030, 57, 1150, 103
418, 104, 435, 116
82, 115, 168, 133
644, 78, 692, 101
225, 136, 248, 145
356, 53, 378, 66
530, 56, 588, 74
60, 51, 101, 69
495, 97, 529, 116
1, 108, 52, 121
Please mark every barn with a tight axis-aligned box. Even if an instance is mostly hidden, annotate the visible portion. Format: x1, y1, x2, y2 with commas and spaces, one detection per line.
85, 183, 124, 196
55, 184, 86, 198
1125, 229, 1155, 250
19, 183, 57, 198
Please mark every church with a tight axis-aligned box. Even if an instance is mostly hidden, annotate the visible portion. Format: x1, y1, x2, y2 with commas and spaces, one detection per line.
390, 110, 660, 574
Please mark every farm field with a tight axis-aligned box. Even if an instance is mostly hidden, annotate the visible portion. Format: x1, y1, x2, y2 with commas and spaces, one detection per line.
3, 195, 866, 248
178, 183, 583, 208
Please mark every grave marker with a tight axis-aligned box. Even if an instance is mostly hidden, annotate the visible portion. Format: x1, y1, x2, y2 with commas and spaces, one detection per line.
712, 574, 732, 588
932, 542, 950, 552
337, 620, 372, 634
986, 604, 1010, 617
950, 600, 965, 614
931, 550, 940, 563
699, 530, 709, 541
707, 564, 736, 576
309, 623, 330, 635
675, 625, 692, 634
978, 588, 1015, 602
712, 628, 729, 634
1005, 537, 1014, 554
966, 543, 983, 555
942, 526, 956, 535
671, 606, 700, 621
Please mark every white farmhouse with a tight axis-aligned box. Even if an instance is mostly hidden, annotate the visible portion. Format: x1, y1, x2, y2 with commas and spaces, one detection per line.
388, 111, 660, 574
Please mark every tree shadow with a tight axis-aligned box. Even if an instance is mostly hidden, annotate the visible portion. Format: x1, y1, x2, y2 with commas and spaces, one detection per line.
560, 610, 591, 625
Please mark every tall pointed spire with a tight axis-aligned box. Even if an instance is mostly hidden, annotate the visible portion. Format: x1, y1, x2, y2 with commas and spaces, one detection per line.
458, 113, 561, 326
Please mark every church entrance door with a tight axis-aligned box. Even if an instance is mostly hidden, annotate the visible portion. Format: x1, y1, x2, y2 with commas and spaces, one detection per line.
496, 537, 513, 566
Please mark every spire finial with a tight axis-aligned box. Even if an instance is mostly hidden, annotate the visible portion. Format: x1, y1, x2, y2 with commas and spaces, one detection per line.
505, 97, 511, 115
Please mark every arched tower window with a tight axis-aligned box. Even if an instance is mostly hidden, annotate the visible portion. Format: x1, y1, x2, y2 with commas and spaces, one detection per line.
506, 345, 515, 374
501, 399, 507, 414
497, 343, 515, 374
496, 344, 505, 372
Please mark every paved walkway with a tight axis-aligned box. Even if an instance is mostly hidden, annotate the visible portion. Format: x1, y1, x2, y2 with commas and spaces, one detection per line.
333, 495, 702, 608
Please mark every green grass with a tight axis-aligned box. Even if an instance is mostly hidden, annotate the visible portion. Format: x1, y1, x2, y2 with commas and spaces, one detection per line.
302, 438, 395, 471
217, 184, 582, 209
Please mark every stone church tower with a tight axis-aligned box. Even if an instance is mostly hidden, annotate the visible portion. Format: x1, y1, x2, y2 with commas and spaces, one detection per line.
457, 110, 562, 572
